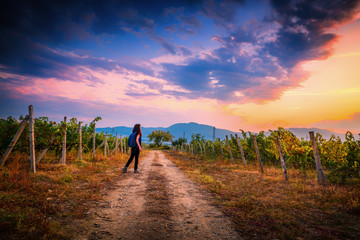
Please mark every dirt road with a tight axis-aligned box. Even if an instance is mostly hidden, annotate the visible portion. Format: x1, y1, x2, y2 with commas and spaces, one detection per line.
78, 150, 240, 240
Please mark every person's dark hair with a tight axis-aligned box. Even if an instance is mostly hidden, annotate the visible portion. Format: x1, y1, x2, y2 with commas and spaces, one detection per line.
133, 123, 142, 136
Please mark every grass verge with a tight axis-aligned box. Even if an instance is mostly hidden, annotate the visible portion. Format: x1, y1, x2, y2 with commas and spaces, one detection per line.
0, 150, 147, 239
164, 151, 360, 240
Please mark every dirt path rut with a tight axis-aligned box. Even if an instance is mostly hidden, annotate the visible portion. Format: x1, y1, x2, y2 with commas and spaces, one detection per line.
78, 150, 240, 240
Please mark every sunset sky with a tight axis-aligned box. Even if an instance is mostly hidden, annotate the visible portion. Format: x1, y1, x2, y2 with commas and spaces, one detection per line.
1, 0, 360, 134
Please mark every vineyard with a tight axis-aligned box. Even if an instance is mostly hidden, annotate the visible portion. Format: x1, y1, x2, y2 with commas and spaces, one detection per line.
1, 106, 359, 184
0, 106, 138, 239
172, 129, 360, 184
0, 107, 135, 172
1, 106, 360, 239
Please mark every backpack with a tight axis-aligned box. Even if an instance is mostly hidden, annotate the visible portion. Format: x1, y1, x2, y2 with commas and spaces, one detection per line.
128, 132, 137, 147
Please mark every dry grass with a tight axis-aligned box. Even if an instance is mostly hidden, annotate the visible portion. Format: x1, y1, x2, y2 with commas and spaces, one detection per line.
0, 150, 147, 239
165, 151, 360, 240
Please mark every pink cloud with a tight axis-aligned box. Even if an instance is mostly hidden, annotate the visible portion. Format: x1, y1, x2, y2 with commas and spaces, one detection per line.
314, 113, 360, 134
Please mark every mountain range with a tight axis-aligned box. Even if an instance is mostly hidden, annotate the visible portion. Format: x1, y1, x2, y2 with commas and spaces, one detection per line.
96, 122, 346, 143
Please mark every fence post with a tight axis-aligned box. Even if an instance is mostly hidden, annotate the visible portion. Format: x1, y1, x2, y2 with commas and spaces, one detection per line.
104, 132, 108, 157
202, 142, 206, 156
62, 116, 67, 164
226, 135, 234, 162
276, 136, 288, 181
78, 122, 82, 160
120, 136, 123, 153
211, 141, 216, 156
115, 133, 118, 156
93, 123, 96, 159
0, 115, 29, 168
123, 137, 126, 154
252, 135, 264, 175
198, 142, 203, 155
36, 136, 55, 164
28, 105, 36, 173
235, 134, 246, 165
309, 131, 326, 185
218, 138, 224, 156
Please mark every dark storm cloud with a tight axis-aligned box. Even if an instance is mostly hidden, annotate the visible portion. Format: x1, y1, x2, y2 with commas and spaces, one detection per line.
1, 0, 360, 103
0, 0, 202, 79
201, 0, 246, 26
265, 0, 360, 68
160, 49, 282, 101
161, 0, 360, 101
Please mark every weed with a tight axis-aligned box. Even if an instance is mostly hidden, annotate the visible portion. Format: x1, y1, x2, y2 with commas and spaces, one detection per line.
165, 150, 360, 240
0, 150, 136, 239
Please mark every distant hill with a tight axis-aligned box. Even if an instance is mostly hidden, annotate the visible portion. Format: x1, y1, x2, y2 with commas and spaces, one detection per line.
96, 122, 237, 143
96, 122, 346, 143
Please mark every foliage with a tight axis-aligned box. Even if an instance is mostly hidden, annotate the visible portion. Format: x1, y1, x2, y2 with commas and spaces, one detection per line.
147, 130, 174, 147
0, 116, 112, 163
172, 137, 187, 146
177, 127, 360, 184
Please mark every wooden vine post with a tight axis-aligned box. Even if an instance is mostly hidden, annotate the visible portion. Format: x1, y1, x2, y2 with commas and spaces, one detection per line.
226, 135, 234, 162
104, 132, 108, 157
276, 136, 288, 181
78, 122, 82, 160
123, 137, 126, 154
218, 138, 224, 156
211, 141, 216, 155
309, 131, 326, 185
28, 105, 36, 173
235, 134, 246, 165
198, 142, 203, 155
202, 142, 206, 156
115, 133, 118, 156
0, 115, 29, 168
252, 135, 264, 175
93, 123, 96, 159
62, 116, 67, 164
36, 136, 55, 164
120, 136, 123, 154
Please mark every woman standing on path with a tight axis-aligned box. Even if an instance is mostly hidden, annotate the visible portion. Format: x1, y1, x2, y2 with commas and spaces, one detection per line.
122, 124, 142, 173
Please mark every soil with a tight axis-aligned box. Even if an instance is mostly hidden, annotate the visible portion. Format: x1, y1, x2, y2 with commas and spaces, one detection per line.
76, 150, 241, 240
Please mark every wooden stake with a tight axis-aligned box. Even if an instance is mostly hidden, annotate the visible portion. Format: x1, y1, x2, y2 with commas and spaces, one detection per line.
226, 135, 234, 162
36, 136, 55, 164
78, 122, 82, 160
252, 135, 264, 175
123, 137, 126, 154
235, 134, 246, 165
218, 138, 224, 156
0, 115, 29, 168
62, 116, 67, 164
28, 105, 36, 173
309, 131, 326, 185
202, 142, 206, 156
211, 141, 215, 156
115, 133, 118, 156
93, 123, 96, 159
276, 136, 288, 181
120, 136, 123, 153
104, 132, 108, 157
